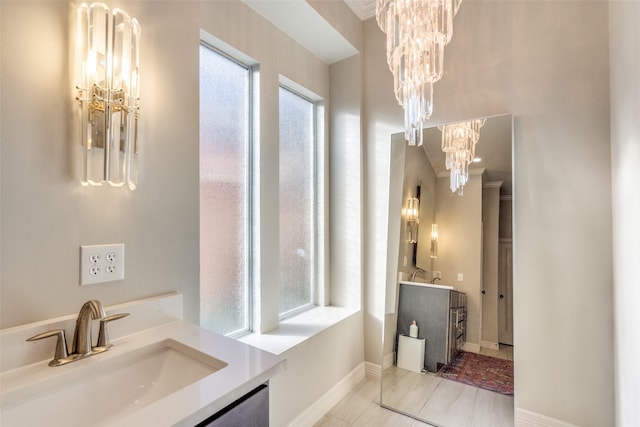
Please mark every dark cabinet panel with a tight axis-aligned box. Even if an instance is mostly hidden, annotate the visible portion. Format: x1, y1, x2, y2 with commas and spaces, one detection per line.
396, 284, 466, 372
196, 383, 269, 427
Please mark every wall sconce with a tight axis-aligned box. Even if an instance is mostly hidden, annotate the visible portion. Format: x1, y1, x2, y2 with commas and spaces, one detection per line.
406, 197, 420, 243
76, 3, 141, 189
430, 224, 439, 259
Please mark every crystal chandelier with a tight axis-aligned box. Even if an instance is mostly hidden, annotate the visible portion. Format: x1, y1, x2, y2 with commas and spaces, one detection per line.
376, 0, 462, 146
440, 119, 485, 195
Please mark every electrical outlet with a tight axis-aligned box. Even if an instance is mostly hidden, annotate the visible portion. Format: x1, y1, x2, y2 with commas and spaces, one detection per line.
80, 244, 124, 286
458, 273, 464, 282
433, 271, 442, 279
403, 256, 408, 267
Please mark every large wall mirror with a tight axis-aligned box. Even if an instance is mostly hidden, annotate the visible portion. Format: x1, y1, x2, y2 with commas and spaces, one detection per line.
380, 114, 515, 426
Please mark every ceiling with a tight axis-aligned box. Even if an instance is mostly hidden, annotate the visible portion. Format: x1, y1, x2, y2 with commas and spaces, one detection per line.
241, 0, 359, 64
240, 1, 375, 64
421, 114, 513, 195
240, 1, 512, 194
344, 0, 376, 20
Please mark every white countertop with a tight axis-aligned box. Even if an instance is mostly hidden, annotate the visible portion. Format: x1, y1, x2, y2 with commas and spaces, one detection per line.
399, 280, 457, 291
120, 321, 286, 426
0, 295, 286, 427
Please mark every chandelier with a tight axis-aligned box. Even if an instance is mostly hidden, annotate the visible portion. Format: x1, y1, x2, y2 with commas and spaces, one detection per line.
376, 0, 462, 146
440, 119, 485, 195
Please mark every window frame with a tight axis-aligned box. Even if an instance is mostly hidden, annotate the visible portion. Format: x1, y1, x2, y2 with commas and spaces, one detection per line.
198, 40, 255, 338
277, 83, 322, 320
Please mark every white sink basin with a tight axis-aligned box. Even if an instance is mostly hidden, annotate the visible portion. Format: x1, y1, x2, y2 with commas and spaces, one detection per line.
0, 339, 227, 426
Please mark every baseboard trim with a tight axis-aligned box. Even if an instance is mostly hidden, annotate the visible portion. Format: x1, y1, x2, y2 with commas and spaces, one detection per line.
287, 362, 366, 427
481, 340, 500, 350
383, 351, 394, 370
516, 408, 579, 427
364, 361, 381, 378
365, 351, 393, 378
462, 342, 481, 353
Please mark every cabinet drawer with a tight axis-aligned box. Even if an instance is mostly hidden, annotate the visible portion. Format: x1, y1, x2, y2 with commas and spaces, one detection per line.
196, 383, 269, 427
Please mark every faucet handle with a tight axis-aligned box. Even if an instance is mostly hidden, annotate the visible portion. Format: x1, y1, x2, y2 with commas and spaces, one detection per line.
95, 313, 129, 350
26, 329, 69, 367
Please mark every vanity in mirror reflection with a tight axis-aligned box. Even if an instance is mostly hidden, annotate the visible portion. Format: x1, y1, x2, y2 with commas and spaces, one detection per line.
381, 114, 514, 426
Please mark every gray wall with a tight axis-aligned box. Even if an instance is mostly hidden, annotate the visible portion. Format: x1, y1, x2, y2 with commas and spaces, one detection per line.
609, 2, 640, 425
363, 1, 614, 425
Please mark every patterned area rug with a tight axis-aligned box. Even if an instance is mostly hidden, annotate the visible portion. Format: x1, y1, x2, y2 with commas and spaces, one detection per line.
438, 351, 514, 395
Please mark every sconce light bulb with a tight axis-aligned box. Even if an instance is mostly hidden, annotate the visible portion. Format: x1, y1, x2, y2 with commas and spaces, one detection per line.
430, 224, 438, 258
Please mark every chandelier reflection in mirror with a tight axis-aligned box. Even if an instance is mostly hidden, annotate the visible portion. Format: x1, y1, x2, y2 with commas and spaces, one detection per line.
440, 118, 485, 195
76, 3, 141, 189
376, 0, 462, 146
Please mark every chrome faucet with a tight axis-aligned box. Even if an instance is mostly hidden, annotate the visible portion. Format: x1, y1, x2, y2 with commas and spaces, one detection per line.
27, 300, 129, 367
410, 268, 425, 281
72, 300, 106, 355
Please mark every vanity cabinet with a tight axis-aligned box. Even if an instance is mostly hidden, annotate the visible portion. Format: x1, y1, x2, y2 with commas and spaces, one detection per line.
396, 283, 466, 372
195, 383, 269, 427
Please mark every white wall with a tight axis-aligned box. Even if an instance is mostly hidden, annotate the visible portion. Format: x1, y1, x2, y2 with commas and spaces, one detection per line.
402, 146, 437, 277
363, 1, 614, 425
362, 17, 405, 366
382, 143, 437, 358
434, 174, 483, 348
380, 134, 405, 358
329, 53, 363, 309
1, 0, 201, 328
609, 2, 640, 426
413, 152, 437, 274
482, 183, 501, 346
269, 313, 363, 427
1, 1, 365, 425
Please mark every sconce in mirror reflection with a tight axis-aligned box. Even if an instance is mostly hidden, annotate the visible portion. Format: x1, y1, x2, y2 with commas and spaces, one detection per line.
430, 224, 438, 258
406, 197, 420, 243
75, 3, 141, 190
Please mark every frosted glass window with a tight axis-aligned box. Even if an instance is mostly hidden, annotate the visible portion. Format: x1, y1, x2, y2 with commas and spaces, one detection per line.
199, 44, 251, 336
279, 86, 316, 317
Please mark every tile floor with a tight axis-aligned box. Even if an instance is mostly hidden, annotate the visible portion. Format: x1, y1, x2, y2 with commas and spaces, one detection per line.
314, 346, 514, 427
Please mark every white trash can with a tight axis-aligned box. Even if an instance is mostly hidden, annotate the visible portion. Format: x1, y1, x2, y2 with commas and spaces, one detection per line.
397, 334, 425, 373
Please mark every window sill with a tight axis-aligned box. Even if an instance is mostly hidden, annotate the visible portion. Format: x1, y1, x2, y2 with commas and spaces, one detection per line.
237, 306, 359, 355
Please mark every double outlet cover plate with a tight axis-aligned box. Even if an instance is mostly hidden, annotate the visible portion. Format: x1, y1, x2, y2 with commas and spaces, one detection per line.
80, 244, 125, 286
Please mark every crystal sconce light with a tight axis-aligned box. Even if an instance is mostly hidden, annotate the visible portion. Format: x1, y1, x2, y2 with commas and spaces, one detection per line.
406, 197, 420, 243
76, 3, 141, 189
430, 224, 439, 259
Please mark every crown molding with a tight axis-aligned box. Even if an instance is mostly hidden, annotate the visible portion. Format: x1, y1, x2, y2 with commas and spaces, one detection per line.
344, 0, 376, 21
484, 181, 504, 189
